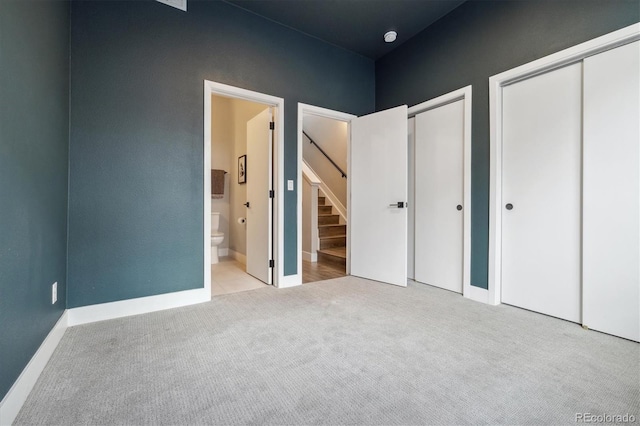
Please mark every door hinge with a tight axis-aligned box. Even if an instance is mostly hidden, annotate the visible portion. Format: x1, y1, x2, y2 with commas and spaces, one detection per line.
269, 122, 275, 130
269, 190, 275, 198
269, 259, 275, 268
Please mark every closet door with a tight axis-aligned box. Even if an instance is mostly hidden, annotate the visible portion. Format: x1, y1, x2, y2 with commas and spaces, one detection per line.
414, 100, 465, 293
501, 63, 582, 322
583, 41, 640, 342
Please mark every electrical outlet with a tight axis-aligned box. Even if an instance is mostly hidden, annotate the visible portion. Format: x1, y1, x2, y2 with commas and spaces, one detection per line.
52, 282, 57, 304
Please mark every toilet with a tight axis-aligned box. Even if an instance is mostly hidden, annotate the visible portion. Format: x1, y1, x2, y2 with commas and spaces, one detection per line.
211, 212, 225, 264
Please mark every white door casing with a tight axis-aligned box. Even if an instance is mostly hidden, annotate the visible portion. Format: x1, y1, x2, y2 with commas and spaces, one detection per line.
582, 41, 640, 342
414, 99, 465, 293
246, 108, 273, 285
350, 105, 408, 287
407, 117, 416, 281
501, 63, 583, 323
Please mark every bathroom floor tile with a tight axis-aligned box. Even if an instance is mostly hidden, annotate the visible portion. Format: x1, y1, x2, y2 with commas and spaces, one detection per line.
211, 257, 268, 296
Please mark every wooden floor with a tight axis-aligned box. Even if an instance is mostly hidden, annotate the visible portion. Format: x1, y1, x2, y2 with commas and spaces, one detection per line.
302, 258, 347, 284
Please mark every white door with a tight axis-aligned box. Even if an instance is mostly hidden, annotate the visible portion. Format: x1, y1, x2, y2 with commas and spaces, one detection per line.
583, 41, 640, 341
246, 108, 273, 285
501, 63, 582, 322
350, 105, 408, 287
414, 100, 465, 293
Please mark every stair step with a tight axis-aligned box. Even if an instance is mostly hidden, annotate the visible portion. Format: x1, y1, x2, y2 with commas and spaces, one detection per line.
318, 214, 340, 225
317, 247, 347, 267
318, 196, 326, 205
318, 205, 333, 214
319, 235, 346, 249
319, 224, 346, 237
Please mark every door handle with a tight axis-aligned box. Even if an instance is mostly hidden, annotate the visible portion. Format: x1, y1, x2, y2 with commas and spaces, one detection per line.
505, 203, 513, 210
244, 202, 250, 208
389, 202, 406, 208
456, 205, 463, 211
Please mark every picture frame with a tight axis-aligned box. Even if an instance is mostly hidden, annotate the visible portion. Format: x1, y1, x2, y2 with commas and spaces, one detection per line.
238, 155, 247, 184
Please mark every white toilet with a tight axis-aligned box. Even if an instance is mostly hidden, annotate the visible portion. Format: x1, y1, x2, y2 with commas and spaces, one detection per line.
211, 212, 225, 264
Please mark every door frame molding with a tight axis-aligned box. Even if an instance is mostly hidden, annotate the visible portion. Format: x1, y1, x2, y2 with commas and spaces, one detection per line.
297, 103, 356, 279
204, 80, 285, 289
408, 86, 474, 300
488, 24, 640, 306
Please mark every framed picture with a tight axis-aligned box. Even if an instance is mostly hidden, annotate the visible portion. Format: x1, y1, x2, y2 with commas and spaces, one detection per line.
238, 155, 247, 184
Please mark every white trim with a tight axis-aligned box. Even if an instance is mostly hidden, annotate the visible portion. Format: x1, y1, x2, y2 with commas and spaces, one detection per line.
0, 311, 68, 426
278, 273, 302, 288
301, 163, 321, 259
204, 81, 287, 288
67, 288, 209, 326
408, 86, 474, 302
297, 103, 356, 279
217, 248, 229, 257
302, 251, 317, 262
228, 249, 247, 265
303, 160, 347, 224
488, 24, 640, 307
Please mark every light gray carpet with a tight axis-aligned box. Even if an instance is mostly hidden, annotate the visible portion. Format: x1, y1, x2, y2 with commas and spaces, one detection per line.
15, 277, 640, 425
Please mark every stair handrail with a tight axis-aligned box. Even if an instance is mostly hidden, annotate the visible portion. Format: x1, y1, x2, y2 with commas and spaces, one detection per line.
303, 130, 347, 178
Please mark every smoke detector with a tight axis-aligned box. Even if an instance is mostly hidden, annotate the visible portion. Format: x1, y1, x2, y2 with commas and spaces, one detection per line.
384, 31, 397, 43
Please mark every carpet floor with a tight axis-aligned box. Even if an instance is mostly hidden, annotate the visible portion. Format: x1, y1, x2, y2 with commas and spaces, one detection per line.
15, 277, 640, 425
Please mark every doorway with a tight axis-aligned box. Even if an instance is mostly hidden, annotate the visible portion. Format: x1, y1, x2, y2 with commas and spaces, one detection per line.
203, 81, 284, 295
298, 106, 352, 283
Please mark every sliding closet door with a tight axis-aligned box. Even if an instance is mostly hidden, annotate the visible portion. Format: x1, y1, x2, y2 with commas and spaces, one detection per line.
583, 41, 640, 342
501, 63, 582, 322
414, 100, 465, 293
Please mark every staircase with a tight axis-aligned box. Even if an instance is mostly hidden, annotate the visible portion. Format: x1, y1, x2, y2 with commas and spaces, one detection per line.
317, 194, 347, 268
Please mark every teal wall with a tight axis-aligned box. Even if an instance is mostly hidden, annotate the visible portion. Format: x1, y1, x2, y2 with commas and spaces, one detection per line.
67, 0, 374, 307
376, 0, 640, 289
0, 1, 70, 400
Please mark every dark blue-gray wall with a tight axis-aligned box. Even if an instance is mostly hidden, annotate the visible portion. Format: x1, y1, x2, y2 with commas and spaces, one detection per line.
0, 1, 70, 400
67, 0, 374, 307
376, 0, 640, 289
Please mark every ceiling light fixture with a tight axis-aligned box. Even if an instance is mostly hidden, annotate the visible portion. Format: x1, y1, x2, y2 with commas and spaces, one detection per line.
384, 31, 397, 43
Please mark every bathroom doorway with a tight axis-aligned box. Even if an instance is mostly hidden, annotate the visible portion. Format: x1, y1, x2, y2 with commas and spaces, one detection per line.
204, 81, 284, 296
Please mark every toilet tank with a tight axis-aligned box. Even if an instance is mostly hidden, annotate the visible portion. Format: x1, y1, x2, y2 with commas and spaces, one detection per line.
211, 212, 220, 232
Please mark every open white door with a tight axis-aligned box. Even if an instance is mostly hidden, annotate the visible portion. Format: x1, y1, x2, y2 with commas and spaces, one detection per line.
246, 108, 273, 285
350, 105, 408, 287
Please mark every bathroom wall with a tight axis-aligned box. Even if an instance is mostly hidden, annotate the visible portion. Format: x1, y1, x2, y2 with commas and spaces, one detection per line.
211, 95, 234, 253
229, 99, 269, 259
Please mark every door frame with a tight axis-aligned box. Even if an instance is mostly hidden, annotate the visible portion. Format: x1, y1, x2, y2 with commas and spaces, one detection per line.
408, 86, 473, 300
297, 103, 356, 278
488, 24, 640, 306
204, 80, 285, 291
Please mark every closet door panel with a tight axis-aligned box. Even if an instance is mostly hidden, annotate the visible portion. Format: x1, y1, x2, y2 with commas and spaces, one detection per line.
583, 41, 640, 342
501, 63, 582, 322
414, 100, 464, 293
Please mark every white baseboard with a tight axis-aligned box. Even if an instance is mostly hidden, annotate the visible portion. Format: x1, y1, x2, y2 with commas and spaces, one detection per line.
228, 249, 246, 265
218, 248, 229, 257
0, 311, 68, 426
67, 288, 210, 326
302, 251, 317, 262
277, 273, 302, 288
